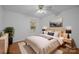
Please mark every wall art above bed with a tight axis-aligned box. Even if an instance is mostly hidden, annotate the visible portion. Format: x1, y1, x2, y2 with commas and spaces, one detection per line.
49, 17, 63, 27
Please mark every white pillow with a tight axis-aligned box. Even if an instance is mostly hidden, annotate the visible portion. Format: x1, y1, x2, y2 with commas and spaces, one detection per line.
54, 32, 59, 37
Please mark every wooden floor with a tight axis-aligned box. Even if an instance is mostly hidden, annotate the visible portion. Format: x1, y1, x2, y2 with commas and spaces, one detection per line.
8, 41, 36, 54
8, 40, 79, 54
8, 42, 21, 54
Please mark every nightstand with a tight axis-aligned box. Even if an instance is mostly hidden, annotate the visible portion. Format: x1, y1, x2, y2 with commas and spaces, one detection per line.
63, 38, 76, 49
64, 38, 72, 43
58, 38, 77, 54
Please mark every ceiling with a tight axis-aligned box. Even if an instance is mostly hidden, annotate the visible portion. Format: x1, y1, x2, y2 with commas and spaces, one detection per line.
2, 5, 79, 18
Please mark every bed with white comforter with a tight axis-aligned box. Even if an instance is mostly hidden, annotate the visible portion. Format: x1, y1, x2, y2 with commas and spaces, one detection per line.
26, 34, 64, 54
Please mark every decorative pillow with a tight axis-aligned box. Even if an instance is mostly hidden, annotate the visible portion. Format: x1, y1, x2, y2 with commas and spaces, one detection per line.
48, 32, 54, 36
47, 31, 59, 37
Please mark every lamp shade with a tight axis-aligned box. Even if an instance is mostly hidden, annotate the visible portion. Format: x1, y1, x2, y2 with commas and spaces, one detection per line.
66, 26, 72, 30
42, 26, 47, 31
66, 26, 72, 33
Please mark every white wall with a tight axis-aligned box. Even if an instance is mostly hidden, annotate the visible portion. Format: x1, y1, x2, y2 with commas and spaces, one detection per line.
0, 6, 3, 31
59, 7, 79, 47
3, 11, 41, 42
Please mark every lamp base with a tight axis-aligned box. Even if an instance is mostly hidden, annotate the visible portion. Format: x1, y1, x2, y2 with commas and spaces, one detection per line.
67, 34, 70, 39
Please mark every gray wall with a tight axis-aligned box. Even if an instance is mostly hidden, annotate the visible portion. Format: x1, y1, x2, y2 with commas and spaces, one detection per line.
39, 15, 58, 32
0, 6, 3, 31
3, 11, 41, 42
59, 7, 79, 47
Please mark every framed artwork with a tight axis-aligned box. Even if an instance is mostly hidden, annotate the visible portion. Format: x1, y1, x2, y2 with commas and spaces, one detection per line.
30, 20, 37, 32
49, 17, 63, 27
49, 22, 63, 27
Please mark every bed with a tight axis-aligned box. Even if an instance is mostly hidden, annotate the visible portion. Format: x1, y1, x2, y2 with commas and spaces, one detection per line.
25, 35, 64, 54
19, 27, 65, 54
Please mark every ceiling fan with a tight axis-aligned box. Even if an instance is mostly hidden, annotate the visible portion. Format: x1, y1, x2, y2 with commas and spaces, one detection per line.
36, 5, 47, 14
38, 5, 44, 9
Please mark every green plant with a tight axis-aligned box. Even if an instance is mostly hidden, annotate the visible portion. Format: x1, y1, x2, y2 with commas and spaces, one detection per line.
0, 32, 2, 37
3, 27, 15, 37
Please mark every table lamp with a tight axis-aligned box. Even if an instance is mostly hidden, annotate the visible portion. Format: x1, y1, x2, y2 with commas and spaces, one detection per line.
66, 26, 72, 39
42, 26, 47, 34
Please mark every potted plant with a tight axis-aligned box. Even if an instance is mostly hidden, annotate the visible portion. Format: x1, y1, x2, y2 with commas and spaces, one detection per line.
0, 32, 3, 37
3, 27, 15, 45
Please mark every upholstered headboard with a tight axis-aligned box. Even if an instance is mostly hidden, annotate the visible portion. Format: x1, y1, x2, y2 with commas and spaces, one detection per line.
42, 27, 67, 38
46, 27, 65, 32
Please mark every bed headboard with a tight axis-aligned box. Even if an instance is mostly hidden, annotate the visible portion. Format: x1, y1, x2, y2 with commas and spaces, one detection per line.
42, 27, 65, 33
42, 27, 67, 38
46, 27, 65, 32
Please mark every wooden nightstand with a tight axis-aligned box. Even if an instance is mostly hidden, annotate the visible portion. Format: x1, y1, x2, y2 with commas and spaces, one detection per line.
58, 38, 77, 54
64, 38, 72, 44
63, 38, 76, 48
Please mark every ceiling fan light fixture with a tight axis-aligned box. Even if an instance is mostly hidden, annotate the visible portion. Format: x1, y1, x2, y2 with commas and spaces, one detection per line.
36, 5, 47, 14
38, 5, 44, 9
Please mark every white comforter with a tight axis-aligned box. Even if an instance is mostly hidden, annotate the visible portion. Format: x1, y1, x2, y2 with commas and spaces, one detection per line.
27, 36, 57, 48
26, 35, 64, 54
